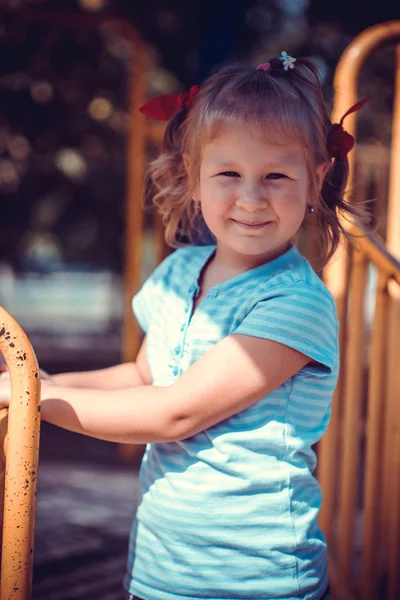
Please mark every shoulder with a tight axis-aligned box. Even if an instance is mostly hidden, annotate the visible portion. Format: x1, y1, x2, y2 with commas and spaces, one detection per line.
251, 248, 337, 323
234, 249, 339, 371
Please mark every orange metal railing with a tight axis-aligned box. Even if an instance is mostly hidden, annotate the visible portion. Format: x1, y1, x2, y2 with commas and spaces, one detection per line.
318, 227, 400, 600
317, 20, 400, 600
0, 307, 41, 600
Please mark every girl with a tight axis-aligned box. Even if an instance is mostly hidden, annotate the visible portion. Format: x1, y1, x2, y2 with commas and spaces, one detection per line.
0, 53, 368, 599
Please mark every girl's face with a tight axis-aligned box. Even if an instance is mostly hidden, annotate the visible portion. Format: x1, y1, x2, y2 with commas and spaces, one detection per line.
194, 123, 327, 267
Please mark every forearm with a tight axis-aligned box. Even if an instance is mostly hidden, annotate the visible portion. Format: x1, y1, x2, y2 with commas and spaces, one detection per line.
52, 362, 145, 390
40, 384, 179, 444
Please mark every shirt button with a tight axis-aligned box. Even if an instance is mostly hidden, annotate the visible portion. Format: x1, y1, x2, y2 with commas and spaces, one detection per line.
184, 306, 189, 313
180, 324, 185, 332
172, 366, 179, 376
174, 345, 181, 355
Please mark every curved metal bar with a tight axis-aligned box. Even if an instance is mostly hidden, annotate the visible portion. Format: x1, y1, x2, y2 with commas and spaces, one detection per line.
331, 21, 400, 122
387, 44, 400, 260
0, 307, 41, 600
318, 20, 400, 597
325, 20, 400, 294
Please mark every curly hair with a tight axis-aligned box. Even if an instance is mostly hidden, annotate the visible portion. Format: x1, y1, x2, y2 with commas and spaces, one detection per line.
145, 56, 369, 268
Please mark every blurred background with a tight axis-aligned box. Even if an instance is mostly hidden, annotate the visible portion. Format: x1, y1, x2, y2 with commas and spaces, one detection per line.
0, 0, 399, 598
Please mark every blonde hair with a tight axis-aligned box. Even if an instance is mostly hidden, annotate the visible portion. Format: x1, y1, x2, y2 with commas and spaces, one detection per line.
146, 57, 368, 268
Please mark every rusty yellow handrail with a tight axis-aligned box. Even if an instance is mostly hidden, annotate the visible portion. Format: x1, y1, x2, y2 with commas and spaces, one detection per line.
318, 227, 400, 600
316, 21, 400, 600
324, 20, 400, 387
324, 20, 400, 313
0, 307, 41, 600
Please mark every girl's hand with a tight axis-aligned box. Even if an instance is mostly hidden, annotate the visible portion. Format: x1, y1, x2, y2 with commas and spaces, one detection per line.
0, 369, 53, 409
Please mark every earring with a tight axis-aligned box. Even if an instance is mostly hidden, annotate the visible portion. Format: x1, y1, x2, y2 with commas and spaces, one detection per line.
308, 206, 314, 214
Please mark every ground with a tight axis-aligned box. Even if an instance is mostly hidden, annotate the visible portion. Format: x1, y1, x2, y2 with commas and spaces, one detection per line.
32, 423, 143, 600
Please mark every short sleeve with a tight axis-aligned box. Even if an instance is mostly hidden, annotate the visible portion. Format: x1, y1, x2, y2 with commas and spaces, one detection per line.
132, 250, 177, 333
233, 281, 338, 375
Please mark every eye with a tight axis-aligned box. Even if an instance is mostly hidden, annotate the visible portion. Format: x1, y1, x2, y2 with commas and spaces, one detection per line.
219, 171, 240, 178
266, 173, 286, 180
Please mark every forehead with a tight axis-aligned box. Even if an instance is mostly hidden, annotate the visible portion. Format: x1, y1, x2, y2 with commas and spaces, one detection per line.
202, 123, 306, 166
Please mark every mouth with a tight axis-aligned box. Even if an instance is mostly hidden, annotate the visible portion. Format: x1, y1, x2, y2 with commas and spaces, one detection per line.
231, 219, 272, 230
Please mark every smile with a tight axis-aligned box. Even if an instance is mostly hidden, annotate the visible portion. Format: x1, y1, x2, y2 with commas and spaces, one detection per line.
231, 219, 271, 230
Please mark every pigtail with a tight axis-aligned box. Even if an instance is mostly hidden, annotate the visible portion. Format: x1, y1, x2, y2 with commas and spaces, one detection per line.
161, 108, 187, 153
145, 106, 213, 247
270, 56, 373, 267
312, 155, 372, 267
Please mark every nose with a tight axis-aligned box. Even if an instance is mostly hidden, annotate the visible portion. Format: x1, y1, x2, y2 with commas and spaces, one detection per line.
235, 182, 268, 212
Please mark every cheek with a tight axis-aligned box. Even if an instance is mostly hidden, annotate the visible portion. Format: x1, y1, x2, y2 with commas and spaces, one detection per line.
200, 179, 235, 206
272, 184, 308, 221
281, 179, 308, 204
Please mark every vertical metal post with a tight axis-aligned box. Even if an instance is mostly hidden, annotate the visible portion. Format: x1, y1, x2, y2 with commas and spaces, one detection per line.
0, 308, 41, 600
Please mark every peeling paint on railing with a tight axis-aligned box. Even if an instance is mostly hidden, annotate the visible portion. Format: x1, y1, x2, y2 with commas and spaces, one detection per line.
0, 307, 41, 600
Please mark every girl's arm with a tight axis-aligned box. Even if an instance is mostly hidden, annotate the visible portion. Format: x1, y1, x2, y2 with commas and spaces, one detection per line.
36, 333, 310, 444
53, 337, 152, 389
0, 334, 311, 444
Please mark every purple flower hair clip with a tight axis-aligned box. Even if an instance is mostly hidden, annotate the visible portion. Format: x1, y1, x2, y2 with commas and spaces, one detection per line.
256, 62, 271, 73
280, 51, 296, 71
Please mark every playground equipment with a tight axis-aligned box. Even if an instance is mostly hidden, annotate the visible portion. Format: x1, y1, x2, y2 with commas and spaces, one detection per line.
317, 21, 400, 600
0, 12, 399, 600
0, 308, 41, 600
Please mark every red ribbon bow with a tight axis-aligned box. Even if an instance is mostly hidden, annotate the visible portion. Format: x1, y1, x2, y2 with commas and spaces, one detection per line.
139, 84, 200, 121
327, 97, 371, 160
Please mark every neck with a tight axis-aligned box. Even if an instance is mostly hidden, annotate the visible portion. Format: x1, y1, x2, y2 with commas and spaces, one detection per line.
213, 242, 292, 274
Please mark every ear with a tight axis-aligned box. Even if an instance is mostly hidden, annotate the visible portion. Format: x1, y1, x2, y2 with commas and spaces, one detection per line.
316, 161, 330, 193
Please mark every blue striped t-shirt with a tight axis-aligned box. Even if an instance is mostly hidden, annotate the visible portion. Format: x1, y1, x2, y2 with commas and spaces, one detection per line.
124, 243, 339, 600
